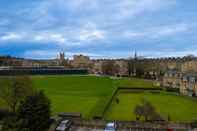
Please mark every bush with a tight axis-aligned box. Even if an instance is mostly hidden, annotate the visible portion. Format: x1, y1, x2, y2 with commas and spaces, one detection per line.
134, 99, 164, 122
165, 87, 179, 93
0, 109, 15, 121
191, 120, 197, 128
17, 91, 51, 131
1, 115, 21, 131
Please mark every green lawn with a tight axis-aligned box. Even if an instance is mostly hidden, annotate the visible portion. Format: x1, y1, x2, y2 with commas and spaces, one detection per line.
31, 75, 116, 118
1, 75, 197, 122
104, 92, 197, 122
114, 78, 156, 88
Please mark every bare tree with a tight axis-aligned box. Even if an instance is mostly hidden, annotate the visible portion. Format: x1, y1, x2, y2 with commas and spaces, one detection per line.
134, 99, 163, 121
0, 76, 34, 112
134, 104, 143, 120
102, 60, 118, 76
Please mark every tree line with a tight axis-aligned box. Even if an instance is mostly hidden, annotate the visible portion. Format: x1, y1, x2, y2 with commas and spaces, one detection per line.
0, 76, 51, 131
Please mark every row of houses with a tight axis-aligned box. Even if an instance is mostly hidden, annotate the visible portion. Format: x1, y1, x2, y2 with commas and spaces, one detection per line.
162, 70, 197, 96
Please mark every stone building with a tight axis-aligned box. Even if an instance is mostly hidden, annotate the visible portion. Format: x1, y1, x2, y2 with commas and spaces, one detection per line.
181, 60, 197, 73
162, 70, 182, 89
180, 74, 197, 96
114, 60, 129, 76
59, 52, 65, 65
91, 60, 103, 74
71, 54, 92, 69
162, 70, 197, 96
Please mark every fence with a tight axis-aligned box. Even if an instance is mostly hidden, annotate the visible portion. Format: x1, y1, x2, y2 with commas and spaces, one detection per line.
0, 68, 88, 75
73, 119, 191, 130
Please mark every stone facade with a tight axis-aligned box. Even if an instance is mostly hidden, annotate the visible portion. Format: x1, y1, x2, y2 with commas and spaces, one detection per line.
2, 53, 197, 82
114, 60, 129, 76
71, 55, 92, 69
163, 70, 197, 96
162, 70, 182, 89
181, 60, 197, 73
180, 75, 197, 96
91, 60, 103, 74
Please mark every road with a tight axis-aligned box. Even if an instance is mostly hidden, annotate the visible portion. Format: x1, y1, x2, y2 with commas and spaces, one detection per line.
69, 126, 104, 131
69, 126, 167, 131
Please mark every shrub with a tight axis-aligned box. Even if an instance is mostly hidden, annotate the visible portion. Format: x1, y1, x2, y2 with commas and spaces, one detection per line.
17, 91, 51, 131
0, 109, 15, 121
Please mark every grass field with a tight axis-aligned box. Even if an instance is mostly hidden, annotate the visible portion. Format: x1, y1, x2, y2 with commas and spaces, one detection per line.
31, 75, 116, 118
1, 75, 197, 121
104, 91, 197, 122
114, 78, 156, 88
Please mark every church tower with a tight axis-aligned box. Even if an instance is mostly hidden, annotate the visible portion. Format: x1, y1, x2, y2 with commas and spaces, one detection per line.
59, 52, 65, 65
133, 51, 137, 76
60, 52, 65, 61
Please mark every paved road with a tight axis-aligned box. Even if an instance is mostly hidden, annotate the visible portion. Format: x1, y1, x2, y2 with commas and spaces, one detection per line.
69, 126, 104, 131
69, 127, 168, 131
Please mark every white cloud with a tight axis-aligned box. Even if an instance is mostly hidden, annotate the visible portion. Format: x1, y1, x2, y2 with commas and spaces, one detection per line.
139, 50, 197, 58
79, 29, 105, 41
77, 22, 105, 41
1, 0, 177, 45
124, 24, 190, 39
23, 0, 177, 29
0, 33, 23, 41
152, 24, 189, 38
23, 49, 103, 59
34, 33, 66, 44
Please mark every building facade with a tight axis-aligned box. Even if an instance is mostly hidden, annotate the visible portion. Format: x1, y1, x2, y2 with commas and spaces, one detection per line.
163, 71, 197, 96
163, 70, 182, 89
180, 74, 197, 96
71, 55, 92, 69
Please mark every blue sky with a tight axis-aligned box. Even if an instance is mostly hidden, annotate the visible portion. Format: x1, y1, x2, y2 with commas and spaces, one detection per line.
0, 0, 197, 59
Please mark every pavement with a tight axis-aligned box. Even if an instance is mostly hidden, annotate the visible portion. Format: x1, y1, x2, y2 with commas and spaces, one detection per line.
69, 126, 167, 131
69, 126, 104, 131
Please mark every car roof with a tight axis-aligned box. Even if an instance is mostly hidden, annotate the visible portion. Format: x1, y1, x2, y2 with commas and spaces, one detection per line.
56, 120, 70, 131
107, 122, 115, 127
61, 120, 69, 123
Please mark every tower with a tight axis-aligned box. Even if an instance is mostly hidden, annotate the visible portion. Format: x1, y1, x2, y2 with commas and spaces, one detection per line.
60, 52, 65, 61
59, 52, 65, 65
133, 51, 137, 76
134, 51, 137, 60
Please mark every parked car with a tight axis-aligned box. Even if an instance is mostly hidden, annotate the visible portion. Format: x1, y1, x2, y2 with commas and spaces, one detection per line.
55, 119, 72, 131
104, 122, 117, 131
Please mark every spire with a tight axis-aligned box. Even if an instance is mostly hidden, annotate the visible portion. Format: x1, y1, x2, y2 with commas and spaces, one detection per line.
134, 50, 137, 60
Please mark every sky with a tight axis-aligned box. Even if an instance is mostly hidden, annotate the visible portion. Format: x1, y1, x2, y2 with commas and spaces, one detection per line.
0, 0, 197, 59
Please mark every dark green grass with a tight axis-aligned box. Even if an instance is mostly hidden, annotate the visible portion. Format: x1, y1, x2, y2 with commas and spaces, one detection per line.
114, 78, 156, 88
104, 92, 197, 122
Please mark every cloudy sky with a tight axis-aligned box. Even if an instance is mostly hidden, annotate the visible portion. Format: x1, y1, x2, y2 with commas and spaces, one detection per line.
0, 0, 197, 59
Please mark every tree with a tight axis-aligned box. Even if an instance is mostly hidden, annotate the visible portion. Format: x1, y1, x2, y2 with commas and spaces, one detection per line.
115, 98, 119, 104
134, 105, 143, 120
142, 99, 155, 121
134, 99, 163, 121
0, 76, 34, 112
167, 114, 171, 121
127, 58, 133, 77
17, 91, 51, 131
102, 61, 116, 75
135, 62, 145, 78
1, 115, 22, 131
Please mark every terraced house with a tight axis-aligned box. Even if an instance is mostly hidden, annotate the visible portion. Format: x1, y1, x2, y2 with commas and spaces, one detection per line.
180, 74, 197, 96
163, 70, 182, 89
163, 71, 197, 97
